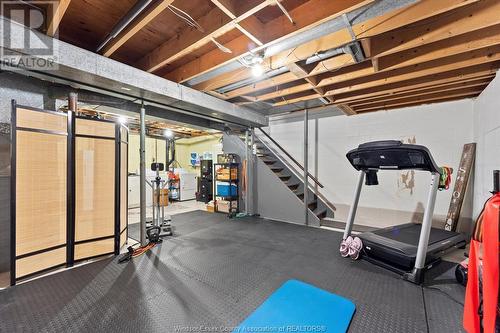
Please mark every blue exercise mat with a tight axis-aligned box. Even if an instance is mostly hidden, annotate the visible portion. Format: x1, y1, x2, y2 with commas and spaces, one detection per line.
233, 280, 356, 333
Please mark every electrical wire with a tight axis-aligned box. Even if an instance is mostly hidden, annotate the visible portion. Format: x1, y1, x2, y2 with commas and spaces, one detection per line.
211, 37, 232, 54
168, 5, 204, 32
131, 242, 156, 257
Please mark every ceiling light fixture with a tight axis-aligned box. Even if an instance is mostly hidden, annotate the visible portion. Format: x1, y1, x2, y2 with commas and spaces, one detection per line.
118, 116, 128, 124
164, 129, 174, 138
251, 64, 264, 77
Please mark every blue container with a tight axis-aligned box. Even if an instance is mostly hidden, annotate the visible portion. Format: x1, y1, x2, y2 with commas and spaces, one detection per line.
217, 183, 237, 197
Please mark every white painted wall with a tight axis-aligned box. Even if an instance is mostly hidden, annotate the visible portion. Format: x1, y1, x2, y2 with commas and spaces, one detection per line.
265, 99, 475, 230
473, 73, 500, 217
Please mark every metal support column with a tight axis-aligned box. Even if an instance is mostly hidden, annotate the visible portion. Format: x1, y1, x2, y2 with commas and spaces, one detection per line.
249, 128, 256, 216
244, 130, 250, 214
343, 171, 365, 239
139, 103, 147, 246
67, 93, 77, 267
303, 109, 309, 226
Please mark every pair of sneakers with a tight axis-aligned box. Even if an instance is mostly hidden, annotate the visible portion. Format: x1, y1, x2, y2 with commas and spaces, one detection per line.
339, 236, 363, 260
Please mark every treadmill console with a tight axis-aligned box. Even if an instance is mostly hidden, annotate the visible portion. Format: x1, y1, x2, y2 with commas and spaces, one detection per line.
346, 140, 440, 173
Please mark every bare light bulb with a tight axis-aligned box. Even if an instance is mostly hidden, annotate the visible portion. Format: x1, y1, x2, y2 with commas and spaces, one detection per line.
164, 129, 174, 138
252, 64, 263, 77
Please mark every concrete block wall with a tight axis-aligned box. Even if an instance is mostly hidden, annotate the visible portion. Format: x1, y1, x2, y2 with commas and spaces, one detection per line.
473, 73, 500, 216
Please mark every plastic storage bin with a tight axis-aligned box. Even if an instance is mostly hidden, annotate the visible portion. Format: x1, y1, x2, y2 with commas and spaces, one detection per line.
217, 183, 237, 197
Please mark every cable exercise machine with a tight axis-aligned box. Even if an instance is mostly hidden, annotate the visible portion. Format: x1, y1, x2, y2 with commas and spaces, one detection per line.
145, 136, 176, 240
342, 140, 466, 284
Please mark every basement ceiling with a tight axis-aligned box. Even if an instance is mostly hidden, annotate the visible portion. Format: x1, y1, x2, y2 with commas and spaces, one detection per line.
45, 0, 499, 116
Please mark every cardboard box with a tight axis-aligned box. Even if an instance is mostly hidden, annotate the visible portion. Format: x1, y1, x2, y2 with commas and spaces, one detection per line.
152, 189, 168, 206
216, 200, 236, 213
207, 200, 215, 213
216, 167, 237, 180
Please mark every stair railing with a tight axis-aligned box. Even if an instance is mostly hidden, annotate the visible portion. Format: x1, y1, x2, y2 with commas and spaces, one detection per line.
257, 128, 323, 188
256, 128, 336, 212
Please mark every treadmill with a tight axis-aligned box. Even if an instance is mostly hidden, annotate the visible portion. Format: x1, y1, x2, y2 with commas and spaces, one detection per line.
342, 140, 466, 284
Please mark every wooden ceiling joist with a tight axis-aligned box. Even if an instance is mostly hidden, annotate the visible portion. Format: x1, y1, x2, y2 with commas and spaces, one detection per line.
333, 72, 496, 105
324, 48, 500, 97
354, 94, 482, 114
353, 87, 484, 113
337, 104, 357, 116
219, 53, 355, 99
273, 92, 322, 107
47, 0, 71, 37
164, 0, 372, 83
256, 43, 500, 103
272, 62, 499, 107
210, 0, 267, 45
54, 0, 498, 116
374, 23, 500, 72
349, 80, 490, 108
216, 16, 500, 102
192, 0, 479, 94
273, 68, 495, 106
136, 3, 238, 73
366, 0, 500, 59
101, 0, 175, 57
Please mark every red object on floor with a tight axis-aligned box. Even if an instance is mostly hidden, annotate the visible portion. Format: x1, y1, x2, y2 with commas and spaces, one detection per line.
463, 193, 500, 333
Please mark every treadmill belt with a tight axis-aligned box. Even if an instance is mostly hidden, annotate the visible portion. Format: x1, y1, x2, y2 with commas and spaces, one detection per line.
376, 224, 455, 246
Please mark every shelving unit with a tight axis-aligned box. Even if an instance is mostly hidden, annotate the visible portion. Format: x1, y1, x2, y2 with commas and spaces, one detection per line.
213, 162, 240, 215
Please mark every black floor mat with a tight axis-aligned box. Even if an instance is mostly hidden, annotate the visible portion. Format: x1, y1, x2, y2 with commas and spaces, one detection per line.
0, 211, 466, 332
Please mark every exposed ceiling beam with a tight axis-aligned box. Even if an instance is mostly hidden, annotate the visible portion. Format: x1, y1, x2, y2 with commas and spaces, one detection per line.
356, 94, 481, 114
333, 71, 496, 104
365, 0, 500, 59
257, 43, 500, 102
102, 0, 175, 57
211, 0, 265, 45
221, 54, 355, 99
374, 24, 500, 71
47, 0, 71, 37
337, 104, 357, 116
324, 47, 500, 97
164, 0, 372, 82
274, 92, 322, 107
227, 7, 500, 101
286, 62, 332, 102
210, 0, 238, 18
349, 79, 490, 107
192, 0, 479, 94
235, 16, 265, 46
273, 63, 498, 106
138, 0, 273, 73
353, 87, 484, 113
